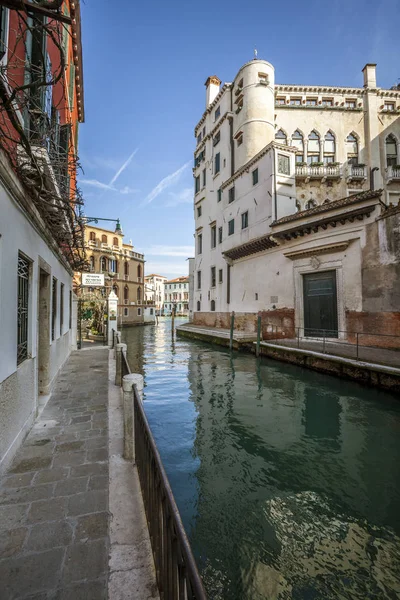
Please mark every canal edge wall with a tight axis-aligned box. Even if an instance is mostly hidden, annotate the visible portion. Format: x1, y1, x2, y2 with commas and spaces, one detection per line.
176, 327, 400, 393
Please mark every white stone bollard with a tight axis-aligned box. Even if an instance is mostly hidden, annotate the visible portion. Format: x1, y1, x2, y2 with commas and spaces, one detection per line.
115, 343, 127, 386
122, 374, 144, 461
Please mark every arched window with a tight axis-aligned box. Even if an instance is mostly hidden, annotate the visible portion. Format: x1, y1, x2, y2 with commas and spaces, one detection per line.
275, 129, 287, 144
137, 287, 141, 302
305, 199, 317, 210
109, 259, 117, 274
124, 286, 129, 304
292, 130, 304, 163
101, 234, 107, 244
324, 132, 335, 164
113, 284, 119, 297
89, 231, 96, 241
197, 301, 201, 311
137, 264, 142, 279
211, 300, 216, 311
124, 261, 129, 278
307, 131, 320, 165
346, 134, 358, 165
386, 134, 398, 167
100, 256, 107, 272
113, 237, 119, 246
89, 256, 95, 270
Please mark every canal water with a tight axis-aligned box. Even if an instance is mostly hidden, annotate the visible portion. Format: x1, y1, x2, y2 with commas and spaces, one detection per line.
122, 319, 400, 600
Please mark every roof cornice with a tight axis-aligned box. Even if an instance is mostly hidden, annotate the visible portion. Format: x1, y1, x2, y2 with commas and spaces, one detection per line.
221, 141, 297, 190
194, 83, 231, 135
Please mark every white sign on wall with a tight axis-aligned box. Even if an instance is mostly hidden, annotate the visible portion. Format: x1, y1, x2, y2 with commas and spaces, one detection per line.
81, 273, 105, 287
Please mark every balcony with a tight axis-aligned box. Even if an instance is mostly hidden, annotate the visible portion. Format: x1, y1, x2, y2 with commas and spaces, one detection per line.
386, 166, 400, 183
346, 165, 368, 183
296, 165, 341, 182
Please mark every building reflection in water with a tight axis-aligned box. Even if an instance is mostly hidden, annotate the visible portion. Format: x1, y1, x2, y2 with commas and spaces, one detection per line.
123, 320, 400, 600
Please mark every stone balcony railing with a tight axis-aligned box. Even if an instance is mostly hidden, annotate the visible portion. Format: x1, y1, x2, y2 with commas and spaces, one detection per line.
346, 165, 368, 182
295, 165, 341, 180
386, 166, 400, 183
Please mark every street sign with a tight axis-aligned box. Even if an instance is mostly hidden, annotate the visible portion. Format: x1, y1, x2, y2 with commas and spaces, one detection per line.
81, 273, 105, 287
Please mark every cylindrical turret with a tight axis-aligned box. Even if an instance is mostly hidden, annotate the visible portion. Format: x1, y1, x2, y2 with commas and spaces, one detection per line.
233, 59, 275, 170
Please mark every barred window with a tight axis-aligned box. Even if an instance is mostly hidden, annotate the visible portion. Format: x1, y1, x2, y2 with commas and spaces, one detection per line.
278, 154, 290, 175
69, 290, 72, 329
60, 283, 64, 335
17, 254, 30, 365
52, 277, 57, 341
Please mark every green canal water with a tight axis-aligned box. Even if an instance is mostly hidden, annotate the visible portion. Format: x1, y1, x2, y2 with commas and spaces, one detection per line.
122, 319, 400, 600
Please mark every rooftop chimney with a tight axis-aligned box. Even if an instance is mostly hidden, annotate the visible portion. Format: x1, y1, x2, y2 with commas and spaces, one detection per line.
362, 64, 377, 88
205, 75, 221, 108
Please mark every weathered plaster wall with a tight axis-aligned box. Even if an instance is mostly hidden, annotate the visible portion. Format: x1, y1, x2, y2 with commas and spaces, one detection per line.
0, 167, 74, 471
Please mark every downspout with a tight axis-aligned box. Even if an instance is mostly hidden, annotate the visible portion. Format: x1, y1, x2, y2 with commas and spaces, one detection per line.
230, 86, 234, 177
370, 166, 379, 190
273, 150, 277, 220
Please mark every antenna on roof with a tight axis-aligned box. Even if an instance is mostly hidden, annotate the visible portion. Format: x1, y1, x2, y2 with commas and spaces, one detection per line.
254, 48, 258, 60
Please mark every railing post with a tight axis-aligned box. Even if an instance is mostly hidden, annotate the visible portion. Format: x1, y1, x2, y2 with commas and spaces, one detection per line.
122, 374, 144, 461
297, 327, 300, 348
356, 332, 359, 360
256, 312, 262, 357
115, 343, 127, 386
229, 311, 235, 351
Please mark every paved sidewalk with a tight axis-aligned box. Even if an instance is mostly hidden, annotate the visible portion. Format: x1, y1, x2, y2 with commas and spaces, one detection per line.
0, 348, 109, 600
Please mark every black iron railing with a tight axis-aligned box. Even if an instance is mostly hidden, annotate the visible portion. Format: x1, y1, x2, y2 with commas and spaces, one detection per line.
134, 386, 207, 600
111, 328, 206, 598
264, 325, 400, 365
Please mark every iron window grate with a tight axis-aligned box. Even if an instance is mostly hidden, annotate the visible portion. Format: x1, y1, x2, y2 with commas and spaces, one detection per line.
17, 254, 30, 365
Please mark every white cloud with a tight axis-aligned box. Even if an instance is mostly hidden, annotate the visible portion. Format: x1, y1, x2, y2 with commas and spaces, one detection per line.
142, 245, 195, 257
166, 187, 193, 207
145, 262, 189, 278
141, 161, 191, 206
120, 186, 139, 195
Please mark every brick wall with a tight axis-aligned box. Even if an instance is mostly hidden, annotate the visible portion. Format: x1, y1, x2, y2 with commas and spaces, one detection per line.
260, 308, 295, 340
193, 308, 295, 338
346, 311, 400, 349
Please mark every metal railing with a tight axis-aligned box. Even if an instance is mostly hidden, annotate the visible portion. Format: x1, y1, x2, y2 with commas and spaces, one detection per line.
111, 329, 207, 599
263, 325, 400, 366
134, 388, 207, 599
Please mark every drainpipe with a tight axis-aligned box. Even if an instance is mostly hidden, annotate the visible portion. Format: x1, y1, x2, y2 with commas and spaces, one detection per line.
370, 166, 379, 190
273, 151, 277, 220
230, 87, 234, 177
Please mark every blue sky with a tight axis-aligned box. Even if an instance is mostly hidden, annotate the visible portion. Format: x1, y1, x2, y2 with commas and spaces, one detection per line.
78, 0, 399, 278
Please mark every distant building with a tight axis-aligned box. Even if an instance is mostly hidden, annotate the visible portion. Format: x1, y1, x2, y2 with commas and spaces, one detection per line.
191, 60, 400, 343
163, 277, 190, 316
0, 1, 85, 471
144, 274, 168, 314
82, 224, 151, 326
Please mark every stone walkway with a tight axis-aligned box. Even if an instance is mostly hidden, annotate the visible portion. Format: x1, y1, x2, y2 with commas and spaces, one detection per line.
0, 348, 109, 600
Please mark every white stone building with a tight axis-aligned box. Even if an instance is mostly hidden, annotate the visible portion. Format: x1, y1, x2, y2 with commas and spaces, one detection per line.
191, 60, 400, 343
144, 273, 167, 314
163, 277, 190, 316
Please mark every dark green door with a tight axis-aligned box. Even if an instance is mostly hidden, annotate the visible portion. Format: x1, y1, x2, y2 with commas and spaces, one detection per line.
303, 270, 338, 337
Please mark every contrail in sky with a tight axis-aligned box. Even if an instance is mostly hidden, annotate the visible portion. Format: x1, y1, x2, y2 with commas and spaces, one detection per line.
109, 148, 138, 187
141, 161, 191, 206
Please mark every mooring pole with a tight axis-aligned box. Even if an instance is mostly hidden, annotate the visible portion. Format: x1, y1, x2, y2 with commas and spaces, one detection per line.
256, 312, 262, 357
230, 311, 235, 351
